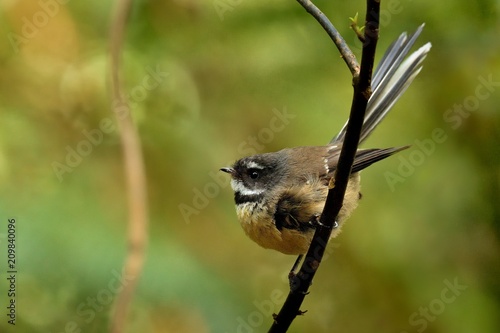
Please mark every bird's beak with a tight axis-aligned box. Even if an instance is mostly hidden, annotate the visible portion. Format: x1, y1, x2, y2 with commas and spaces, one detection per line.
220, 167, 235, 175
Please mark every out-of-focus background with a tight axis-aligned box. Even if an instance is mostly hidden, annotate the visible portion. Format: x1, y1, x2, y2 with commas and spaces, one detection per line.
1, 0, 499, 332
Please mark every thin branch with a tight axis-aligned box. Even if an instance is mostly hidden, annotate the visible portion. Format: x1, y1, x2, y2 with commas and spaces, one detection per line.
268, 1, 380, 332
320, 2, 379, 227
109, 0, 149, 332
296, 0, 360, 75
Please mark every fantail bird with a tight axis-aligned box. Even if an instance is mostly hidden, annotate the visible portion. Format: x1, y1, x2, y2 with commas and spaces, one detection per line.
221, 25, 431, 255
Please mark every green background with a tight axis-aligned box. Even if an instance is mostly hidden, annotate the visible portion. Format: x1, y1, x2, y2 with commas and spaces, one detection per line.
0, 0, 499, 332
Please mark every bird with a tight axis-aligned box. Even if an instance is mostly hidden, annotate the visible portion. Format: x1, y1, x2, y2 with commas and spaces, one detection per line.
221, 25, 431, 255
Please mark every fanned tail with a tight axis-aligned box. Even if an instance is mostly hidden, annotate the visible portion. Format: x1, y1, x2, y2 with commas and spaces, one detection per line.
331, 24, 432, 144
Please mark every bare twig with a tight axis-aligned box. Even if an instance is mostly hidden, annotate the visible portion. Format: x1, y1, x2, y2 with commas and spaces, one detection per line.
268, 1, 380, 332
296, 0, 360, 75
109, 0, 149, 332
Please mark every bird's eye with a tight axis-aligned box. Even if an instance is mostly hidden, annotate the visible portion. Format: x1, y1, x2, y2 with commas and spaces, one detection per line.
248, 169, 260, 179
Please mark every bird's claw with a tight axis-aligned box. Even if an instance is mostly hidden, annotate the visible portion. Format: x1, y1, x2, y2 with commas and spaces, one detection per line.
310, 214, 339, 229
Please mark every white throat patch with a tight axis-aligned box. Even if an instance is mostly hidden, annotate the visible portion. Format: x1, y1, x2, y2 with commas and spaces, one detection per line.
231, 179, 265, 196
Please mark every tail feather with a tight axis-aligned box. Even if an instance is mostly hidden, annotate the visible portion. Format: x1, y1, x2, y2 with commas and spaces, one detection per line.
352, 146, 410, 173
331, 24, 431, 144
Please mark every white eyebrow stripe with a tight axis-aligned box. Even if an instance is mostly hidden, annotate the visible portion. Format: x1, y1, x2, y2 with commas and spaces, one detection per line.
231, 179, 265, 196
246, 161, 265, 169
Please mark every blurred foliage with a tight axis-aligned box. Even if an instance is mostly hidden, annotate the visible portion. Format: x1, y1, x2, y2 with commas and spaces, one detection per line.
0, 0, 499, 332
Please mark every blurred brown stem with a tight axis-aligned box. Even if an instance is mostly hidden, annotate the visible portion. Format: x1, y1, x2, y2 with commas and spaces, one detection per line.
269, 0, 380, 332
109, 0, 149, 332
296, 0, 360, 75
